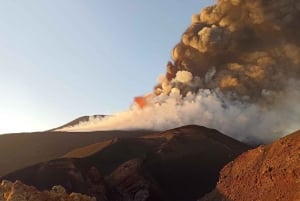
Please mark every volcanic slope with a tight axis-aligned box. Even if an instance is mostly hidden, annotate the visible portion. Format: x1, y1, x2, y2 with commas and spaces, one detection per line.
2, 125, 249, 201
0, 129, 153, 177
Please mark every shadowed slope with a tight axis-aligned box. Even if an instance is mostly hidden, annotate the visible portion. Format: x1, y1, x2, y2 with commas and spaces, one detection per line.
2, 125, 250, 201
142, 125, 250, 201
0, 130, 154, 177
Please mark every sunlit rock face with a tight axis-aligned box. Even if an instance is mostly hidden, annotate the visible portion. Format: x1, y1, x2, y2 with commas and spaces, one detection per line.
200, 130, 300, 201
0, 180, 96, 201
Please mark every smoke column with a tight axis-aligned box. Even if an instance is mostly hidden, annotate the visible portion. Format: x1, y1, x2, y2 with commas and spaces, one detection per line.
59, 0, 300, 144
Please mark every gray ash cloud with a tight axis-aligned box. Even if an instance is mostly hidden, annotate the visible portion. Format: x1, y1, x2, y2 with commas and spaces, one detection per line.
155, 0, 300, 105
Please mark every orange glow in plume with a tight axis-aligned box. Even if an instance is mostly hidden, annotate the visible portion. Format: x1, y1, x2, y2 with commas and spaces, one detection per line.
134, 96, 147, 108
134, 94, 155, 108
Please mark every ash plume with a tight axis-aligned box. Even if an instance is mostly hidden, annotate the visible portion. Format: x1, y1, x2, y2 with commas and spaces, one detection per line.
59, 0, 300, 144
156, 0, 300, 104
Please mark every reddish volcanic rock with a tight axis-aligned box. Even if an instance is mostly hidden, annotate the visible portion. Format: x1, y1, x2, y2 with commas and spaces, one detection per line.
201, 130, 300, 201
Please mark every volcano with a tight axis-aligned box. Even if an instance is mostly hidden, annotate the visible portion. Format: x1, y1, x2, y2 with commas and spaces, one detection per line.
1, 125, 249, 201
0, 0, 299, 200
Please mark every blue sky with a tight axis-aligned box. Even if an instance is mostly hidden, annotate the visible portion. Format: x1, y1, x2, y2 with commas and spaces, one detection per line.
0, 1, 213, 134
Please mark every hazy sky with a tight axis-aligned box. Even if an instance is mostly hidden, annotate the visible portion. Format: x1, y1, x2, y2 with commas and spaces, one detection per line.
0, 1, 213, 134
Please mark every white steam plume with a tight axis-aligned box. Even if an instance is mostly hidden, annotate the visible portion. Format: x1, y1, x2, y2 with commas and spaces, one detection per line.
58, 76, 300, 144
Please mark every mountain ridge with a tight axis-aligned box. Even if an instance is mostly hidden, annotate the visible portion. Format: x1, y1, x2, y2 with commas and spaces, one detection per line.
1, 125, 249, 201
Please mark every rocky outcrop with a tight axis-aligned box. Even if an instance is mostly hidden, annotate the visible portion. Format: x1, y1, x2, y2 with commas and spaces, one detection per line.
200, 130, 300, 201
107, 159, 163, 201
85, 166, 109, 201
0, 180, 95, 201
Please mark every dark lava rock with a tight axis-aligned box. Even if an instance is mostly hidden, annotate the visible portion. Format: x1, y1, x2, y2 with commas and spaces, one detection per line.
2, 125, 249, 201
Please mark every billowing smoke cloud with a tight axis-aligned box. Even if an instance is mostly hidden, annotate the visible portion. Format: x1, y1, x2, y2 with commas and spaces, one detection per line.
58, 0, 300, 144
156, 0, 300, 103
